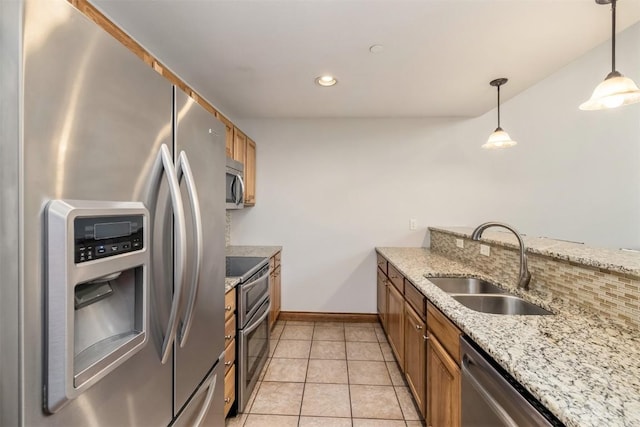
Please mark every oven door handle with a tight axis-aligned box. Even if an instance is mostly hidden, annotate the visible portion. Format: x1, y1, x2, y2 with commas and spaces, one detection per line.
242, 270, 269, 292
462, 353, 519, 427
243, 299, 271, 335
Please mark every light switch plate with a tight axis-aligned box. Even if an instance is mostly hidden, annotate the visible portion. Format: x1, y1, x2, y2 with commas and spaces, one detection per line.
456, 238, 464, 248
480, 244, 491, 256
410, 219, 417, 230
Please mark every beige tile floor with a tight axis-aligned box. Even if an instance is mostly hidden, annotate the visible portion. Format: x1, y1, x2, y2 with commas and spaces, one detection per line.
225, 320, 426, 427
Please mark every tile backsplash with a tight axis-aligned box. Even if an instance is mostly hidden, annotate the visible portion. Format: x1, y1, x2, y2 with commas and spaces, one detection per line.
225, 211, 231, 246
430, 229, 640, 329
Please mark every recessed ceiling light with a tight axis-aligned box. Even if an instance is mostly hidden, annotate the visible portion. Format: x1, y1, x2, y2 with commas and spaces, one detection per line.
315, 75, 338, 87
369, 44, 384, 54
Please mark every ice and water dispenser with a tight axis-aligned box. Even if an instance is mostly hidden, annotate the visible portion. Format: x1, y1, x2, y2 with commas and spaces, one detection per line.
45, 200, 149, 412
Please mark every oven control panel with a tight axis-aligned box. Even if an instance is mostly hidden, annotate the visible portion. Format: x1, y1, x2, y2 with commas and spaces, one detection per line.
73, 215, 144, 263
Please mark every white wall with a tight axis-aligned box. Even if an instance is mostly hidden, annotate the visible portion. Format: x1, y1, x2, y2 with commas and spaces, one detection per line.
231, 23, 640, 313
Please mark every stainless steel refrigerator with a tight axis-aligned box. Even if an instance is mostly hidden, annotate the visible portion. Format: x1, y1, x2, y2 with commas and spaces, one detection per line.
0, 0, 226, 425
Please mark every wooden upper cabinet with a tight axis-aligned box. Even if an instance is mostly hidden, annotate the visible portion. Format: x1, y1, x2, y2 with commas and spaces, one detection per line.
233, 127, 246, 163
215, 113, 234, 158
244, 138, 256, 206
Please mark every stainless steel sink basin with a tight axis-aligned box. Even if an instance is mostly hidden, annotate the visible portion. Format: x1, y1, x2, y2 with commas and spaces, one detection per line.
451, 295, 553, 315
428, 277, 506, 294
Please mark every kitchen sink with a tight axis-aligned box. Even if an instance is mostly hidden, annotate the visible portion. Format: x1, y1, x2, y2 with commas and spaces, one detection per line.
451, 294, 553, 315
428, 277, 506, 294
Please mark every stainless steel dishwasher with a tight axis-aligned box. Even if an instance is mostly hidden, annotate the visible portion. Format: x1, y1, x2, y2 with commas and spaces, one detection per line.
460, 337, 564, 427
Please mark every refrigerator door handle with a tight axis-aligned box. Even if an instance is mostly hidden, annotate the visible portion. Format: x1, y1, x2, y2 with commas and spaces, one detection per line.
153, 144, 188, 364
192, 372, 218, 427
175, 151, 203, 347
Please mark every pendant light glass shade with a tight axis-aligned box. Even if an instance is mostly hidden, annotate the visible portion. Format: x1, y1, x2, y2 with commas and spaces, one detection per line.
482, 127, 517, 149
580, 0, 640, 110
579, 71, 640, 110
483, 78, 517, 149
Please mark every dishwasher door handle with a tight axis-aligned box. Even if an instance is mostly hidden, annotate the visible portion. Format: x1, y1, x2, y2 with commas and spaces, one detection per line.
462, 354, 520, 427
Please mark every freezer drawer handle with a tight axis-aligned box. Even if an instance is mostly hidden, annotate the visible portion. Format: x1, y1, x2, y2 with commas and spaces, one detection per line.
151, 144, 188, 364
193, 372, 218, 427
176, 151, 203, 347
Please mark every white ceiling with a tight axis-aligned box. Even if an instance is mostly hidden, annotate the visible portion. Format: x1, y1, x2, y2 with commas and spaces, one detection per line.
91, 0, 640, 119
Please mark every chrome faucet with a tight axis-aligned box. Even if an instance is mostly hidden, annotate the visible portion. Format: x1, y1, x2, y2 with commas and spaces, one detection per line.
471, 222, 531, 291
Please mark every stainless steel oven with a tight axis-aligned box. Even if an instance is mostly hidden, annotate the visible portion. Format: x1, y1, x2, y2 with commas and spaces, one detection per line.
231, 257, 270, 413
237, 297, 270, 413
226, 158, 244, 209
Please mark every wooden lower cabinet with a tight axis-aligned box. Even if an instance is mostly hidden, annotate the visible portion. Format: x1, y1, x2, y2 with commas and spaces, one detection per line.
387, 283, 405, 367
223, 365, 236, 417
269, 251, 282, 329
376, 268, 388, 328
223, 288, 236, 417
404, 302, 427, 418
427, 334, 461, 427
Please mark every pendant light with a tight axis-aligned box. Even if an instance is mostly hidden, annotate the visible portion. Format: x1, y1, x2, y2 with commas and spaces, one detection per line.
482, 78, 517, 149
580, 0, 640, 110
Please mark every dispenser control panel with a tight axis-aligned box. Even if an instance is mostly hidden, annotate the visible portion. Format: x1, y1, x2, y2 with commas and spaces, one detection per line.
74, 215, 144, 263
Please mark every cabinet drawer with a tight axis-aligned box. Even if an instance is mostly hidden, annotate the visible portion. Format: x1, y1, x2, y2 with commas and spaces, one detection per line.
387, 264, 404, 294
376, 253, 387, 275
224, 339, 235, 374
427, 302, 461, 365
269, 256, 275, 271
225, 288, 236, 321
404, 280, 425, 320
224, 315, 236, 347
224, 364, 236, 417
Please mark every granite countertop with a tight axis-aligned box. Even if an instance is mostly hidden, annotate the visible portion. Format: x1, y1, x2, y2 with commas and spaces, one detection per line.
376, 247, 640, 427
224, 245, 282, 293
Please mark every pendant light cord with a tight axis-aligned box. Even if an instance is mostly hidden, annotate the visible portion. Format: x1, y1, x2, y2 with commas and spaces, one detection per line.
497, 84, 501, 128
611, 0, 616, 72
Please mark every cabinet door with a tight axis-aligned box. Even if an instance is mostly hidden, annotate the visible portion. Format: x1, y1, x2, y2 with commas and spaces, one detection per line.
427, 334, 461, 427
387, 284, 405, 368
244, 138, 256, 205
376, 269, 388, 329
269, 270, 276, 329
232, 127, 246, 163
404, 302, 426, 418
216, 113, 234, 158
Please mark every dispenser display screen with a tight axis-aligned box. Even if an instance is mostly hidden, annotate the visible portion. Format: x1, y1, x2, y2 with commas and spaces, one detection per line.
94, 221, 131, 240
74, 215, 144, 263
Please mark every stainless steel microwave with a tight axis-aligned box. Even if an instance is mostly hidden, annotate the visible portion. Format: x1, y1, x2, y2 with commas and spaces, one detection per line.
226, 158, 244, 209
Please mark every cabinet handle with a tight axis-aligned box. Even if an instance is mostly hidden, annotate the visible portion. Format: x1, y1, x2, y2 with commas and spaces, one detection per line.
423, 335, 429, 341
225, 305, 232, 311
225, 334, 232, 340
224, 361, 232, 366
415, 324, 423, 330
224, 397, 231, 403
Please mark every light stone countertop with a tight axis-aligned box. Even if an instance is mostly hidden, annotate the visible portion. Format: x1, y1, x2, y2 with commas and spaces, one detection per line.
224, 245, 282, 293
430, 226, 640, 277
376, 247, 640, 427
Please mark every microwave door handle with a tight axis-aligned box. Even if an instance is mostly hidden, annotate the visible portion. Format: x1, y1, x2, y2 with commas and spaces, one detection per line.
151, 145, 188, 364
175, 151, 203, 348
230, 174, 237, 203
236, 174, 245, 205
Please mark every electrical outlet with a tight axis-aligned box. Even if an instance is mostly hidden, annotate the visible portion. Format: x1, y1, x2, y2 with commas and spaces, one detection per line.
456, 238, 464, 249
410, 219, 417, 230
480, 244, 491, 256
